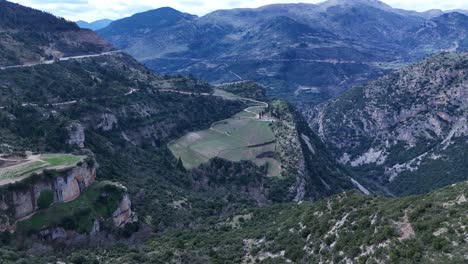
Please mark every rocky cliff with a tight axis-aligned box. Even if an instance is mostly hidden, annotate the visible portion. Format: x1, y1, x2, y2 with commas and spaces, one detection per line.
0, 159, 96, 231
307, 52, 468, 195
34, 182, 138, 242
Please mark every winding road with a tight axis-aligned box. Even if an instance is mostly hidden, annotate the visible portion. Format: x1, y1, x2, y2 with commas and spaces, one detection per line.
0, 51, 121, 70
0, 57, 372, 195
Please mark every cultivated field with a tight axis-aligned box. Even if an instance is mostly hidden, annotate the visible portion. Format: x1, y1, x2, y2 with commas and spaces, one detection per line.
0, 153, 85, 185
169, 105, 282, 177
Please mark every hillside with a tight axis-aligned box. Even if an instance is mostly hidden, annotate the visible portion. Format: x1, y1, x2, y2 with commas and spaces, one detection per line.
1, 0, 467, 263
0, 1, 359, 251
307, 52, 468, 196
0, 151, 136, 242
12, 180, 468, 263
0, 0, 113, 66
170, 92, 356, 203
98, 0, 467, 104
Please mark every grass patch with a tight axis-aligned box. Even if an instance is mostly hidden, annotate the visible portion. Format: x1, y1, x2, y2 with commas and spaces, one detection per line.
0, 161, 47, 180
0, 154, 84, 182
168, 107, 281, 176
40, 154, 84, 168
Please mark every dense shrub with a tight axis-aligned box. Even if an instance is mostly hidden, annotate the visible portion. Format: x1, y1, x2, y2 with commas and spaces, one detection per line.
37, 189, 54, 209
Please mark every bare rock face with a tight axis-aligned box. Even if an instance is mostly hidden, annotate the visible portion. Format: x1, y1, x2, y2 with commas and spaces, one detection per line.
95, 113, 119, 132
306, 52, 468, 195
54, 164, 97, 203
112, 194, 136, 227
35, 186, 137, 242
39, 227, 68, 241
67, 122, 85, 148
0, 161, 96, 220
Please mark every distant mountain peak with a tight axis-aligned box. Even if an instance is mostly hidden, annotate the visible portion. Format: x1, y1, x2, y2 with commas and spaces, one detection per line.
318, 0, 393, 10
76, 19, 113, 30
132, 6, 196, 19
98, 6, 196, 33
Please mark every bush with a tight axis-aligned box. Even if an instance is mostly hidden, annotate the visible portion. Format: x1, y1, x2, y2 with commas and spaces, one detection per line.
70, 254, 87, 264
37, 189, 54, 209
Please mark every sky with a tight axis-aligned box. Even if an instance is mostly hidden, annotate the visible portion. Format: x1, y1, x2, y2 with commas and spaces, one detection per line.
9, 0, 468, 22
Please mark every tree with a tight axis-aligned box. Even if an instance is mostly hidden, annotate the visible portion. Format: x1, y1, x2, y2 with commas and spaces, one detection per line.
177, 157, 186, 172
37, 189, 54, 209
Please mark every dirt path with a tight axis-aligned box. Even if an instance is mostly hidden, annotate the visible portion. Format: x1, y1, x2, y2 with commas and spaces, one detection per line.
0, 154, 43, 186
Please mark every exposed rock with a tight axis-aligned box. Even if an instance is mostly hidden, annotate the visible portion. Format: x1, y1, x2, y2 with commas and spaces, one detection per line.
95, 113, 118, 131
307, 52, 468, 195
456, 194, 467, 204
90, 220, 101, 236
1, 161, 96, 221
67, 122, 85, 148
112, 194, 136, 228
394, 211, 415, 241
39, 227, 67, 240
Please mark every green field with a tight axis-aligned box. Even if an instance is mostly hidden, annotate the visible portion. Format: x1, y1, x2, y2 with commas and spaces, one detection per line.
169, 106, 282, 177
0, 153, 85, 183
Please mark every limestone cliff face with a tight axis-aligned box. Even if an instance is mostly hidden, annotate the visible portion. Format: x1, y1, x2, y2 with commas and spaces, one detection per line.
306, 52, 468, 195
0, 161, 96, 222
36, 187, 137, 242
111, 194, 136, 228
267, 100, 354, 201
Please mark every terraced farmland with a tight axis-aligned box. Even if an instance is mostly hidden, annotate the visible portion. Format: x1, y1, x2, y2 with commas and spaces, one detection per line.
0, 153, 85, 185
169, 106, 282, 177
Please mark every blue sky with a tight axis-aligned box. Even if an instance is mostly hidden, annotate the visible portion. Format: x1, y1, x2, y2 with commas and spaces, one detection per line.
9, 0, 468, 22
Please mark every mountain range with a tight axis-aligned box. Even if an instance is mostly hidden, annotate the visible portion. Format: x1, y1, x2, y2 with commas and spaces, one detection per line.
307, 52, 468, 196
76, 19, 113, 31
0, 0, 467, 263
0, 0, 357, 248
97, 0, 468, 104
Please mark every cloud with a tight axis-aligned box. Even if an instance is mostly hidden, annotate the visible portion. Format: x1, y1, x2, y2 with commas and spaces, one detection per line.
8, 0, 468, 22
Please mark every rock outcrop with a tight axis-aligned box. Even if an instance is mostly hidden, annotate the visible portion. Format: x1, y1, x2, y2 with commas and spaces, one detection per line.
67, 122, 85, 148
306, 52, 468, 195
0, 160, 96, 227
111, 194, 136, 227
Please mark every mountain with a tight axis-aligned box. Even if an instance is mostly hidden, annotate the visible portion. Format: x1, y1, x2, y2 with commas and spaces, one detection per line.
0, 1, 466, 262
15, 180, 468, 263
0, 0, 113, 66
307, 52, 468, 196
0, 0, 356, 250
97, 0, 468, 105
76, 19, 113, 31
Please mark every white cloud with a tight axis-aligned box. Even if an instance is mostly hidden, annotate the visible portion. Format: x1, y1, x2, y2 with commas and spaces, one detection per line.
9, 0, 468, 22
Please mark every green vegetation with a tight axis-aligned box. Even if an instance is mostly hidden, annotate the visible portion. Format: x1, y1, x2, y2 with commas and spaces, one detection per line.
8, 181, 465, 263
40, 154, 83, 167
309, 52, 468, 196
0, 154, 84, 182
169, 104, 281, 177
37, 189, 54, 210
18, 181, 127, 234
0, 3, 382, 262
0, 0, 112, 66
0, 160, 47, 181
216, 81, 268, 101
